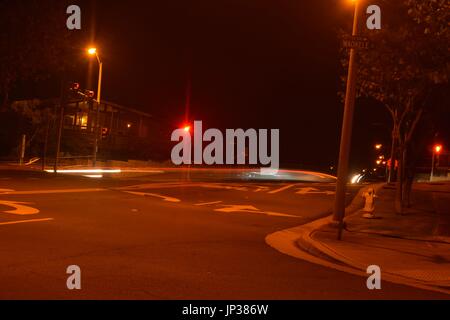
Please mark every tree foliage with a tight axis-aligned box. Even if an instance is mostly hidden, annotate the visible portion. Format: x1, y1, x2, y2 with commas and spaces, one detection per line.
0, 0, 79, 110
339, 0, 449, 212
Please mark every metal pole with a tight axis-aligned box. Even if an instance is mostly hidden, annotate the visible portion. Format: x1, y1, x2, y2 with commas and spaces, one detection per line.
54, 76, 67, 173
333, 1, 361, 240
19, 134, 26, 165
93, 58, 103, 167
42, 116, 50, 171
54, 100, 65, 173
430, 151, 435, 181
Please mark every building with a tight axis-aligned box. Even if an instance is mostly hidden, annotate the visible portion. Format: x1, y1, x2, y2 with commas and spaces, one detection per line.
10, 98, 169, 163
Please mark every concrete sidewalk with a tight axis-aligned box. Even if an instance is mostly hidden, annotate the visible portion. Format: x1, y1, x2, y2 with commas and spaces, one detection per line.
311, 182, 450, 292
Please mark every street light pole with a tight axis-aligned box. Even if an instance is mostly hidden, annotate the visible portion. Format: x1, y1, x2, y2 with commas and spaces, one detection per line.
91, 51, 103, 167
430, 145, 442, 181
430, 150, 435, 182
333, 0, 361, 240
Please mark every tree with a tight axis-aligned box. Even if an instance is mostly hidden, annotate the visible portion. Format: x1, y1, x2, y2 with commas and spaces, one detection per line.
339, 0, 449, 213
0, 0, 79, 111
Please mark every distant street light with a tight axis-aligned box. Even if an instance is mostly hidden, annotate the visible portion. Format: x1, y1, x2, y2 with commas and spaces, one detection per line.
87, 47, 103, 167
430, 144, 443, 181
333, 0, 362, 240
375, 144, 382, 150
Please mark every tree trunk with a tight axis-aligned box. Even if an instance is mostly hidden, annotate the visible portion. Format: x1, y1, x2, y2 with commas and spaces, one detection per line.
388, 123, 398, 183
395, 143, 405, 214
401, 146, 411, 208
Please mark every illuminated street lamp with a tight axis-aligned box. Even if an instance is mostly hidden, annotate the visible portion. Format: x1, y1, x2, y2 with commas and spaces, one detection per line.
375, 144, 382, 150
87, 47, 103, 167
430, 144, 443, 181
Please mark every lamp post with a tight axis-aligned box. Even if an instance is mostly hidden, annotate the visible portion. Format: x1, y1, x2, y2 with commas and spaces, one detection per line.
333, 0, 362, 240
430, 144, 442, 181
87, 47, 103, 167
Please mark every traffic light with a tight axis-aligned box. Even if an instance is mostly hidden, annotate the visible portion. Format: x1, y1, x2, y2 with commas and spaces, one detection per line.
84, 90, 95, 99
70, 82, 80, 91
434, 144, 443, 154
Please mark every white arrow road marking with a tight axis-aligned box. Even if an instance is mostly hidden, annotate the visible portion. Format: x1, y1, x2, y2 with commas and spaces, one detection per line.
124, 191, 181, 203
268, 184, 296, 194
296, 187, 335, 195
214, 205, 300, 218
0, 200, 40, 215
254, 186, 271, 192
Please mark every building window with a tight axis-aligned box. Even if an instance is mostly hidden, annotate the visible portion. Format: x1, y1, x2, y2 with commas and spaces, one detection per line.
76, 112, 88, 129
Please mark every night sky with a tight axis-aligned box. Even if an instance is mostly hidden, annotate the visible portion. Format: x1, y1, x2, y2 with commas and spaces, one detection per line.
23, 0, 396, 170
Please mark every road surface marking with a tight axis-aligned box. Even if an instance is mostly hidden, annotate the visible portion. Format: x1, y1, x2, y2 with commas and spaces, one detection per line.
253, 186, 271, 192
0, 189, 15, 194
214, 205, 300, 218
197, 183, 249, 191
124, 191, 181, 203
0, 218, 54, 226
268, 184, 295, 194
195, 201, 223, 206
1, 188, 107, 195
296, 187, 335, 195
118, 182, 249, 192
0, 200, 40, 215
116, 182, 188, 190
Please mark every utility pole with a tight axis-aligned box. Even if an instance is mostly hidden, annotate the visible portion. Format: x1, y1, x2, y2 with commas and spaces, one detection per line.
19, 134, 26, 165
54, 76, 67, 173
92, 55, 103, 167
42, 114, 50, 171
54, 98, 65, 173
333, 0, 361, 240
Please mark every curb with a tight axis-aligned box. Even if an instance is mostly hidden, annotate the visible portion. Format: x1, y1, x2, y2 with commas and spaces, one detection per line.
265, 183, 450, 295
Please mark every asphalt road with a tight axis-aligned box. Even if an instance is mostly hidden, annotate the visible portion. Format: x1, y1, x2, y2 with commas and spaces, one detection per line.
0, 168, 447, 299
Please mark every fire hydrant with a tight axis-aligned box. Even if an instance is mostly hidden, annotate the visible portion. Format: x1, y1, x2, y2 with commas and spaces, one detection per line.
362, 187, 377, 219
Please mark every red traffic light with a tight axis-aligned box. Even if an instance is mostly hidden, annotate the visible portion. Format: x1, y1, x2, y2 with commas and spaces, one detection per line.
84, 90, 95, 98
434, 144, 443, 154
70, 82, 80, 91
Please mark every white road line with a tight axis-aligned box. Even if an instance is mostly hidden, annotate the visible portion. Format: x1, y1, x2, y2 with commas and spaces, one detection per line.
124, 191, 181, 203
195, 201, 223, 206
268, 184, 296, 194
1, 188, 107, 195
0, 218, 54, 226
